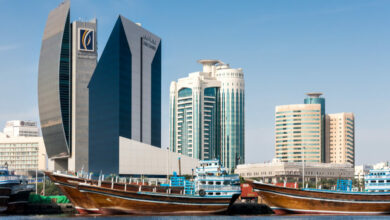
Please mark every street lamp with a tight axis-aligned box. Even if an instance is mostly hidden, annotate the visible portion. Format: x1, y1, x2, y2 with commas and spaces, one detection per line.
302, 146, 305, 189
41, 153, 46, 196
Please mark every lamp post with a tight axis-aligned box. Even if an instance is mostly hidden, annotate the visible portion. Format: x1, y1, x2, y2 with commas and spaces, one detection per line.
35, 168, 38, 194
302, 146, 305, 189
41, 153, 46, 196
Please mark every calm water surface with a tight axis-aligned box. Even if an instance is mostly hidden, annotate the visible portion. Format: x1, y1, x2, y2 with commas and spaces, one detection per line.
2, 215, 390, 220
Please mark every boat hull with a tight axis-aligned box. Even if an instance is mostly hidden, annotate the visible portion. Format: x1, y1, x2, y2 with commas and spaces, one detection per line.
78, 184, 237, 215
46, 173, 101, 214
47, 172, 239, 215
0, 187, 11, 213
248, 180, 390, 215
6, 188, 33, 214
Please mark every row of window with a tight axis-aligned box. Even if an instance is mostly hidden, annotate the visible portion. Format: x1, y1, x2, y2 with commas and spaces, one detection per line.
276, 110, 320, 114
276, 114, 320, 118
276, 126, 319, 131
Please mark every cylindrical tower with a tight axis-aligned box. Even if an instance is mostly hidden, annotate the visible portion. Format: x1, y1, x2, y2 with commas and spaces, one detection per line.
216, 64, 245, 173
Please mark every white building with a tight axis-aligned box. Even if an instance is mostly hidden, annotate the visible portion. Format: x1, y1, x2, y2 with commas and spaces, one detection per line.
0, 121, 47, 173
3, 120, 39, 137
373, 161, 390, 170
235, 159, 354, 183
169, 60, 245, 173
354, 164, 373, 180
0, 133, 46, 173
119, 137, 199, 176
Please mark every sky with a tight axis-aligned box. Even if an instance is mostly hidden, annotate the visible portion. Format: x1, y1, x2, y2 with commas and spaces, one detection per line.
0, 0, 389, 165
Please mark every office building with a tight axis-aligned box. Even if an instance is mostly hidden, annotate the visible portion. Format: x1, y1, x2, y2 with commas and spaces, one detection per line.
235, 159, 354, 183
304, 93, 326, 161
170, 60, 245, 172
37, 1, 97, 171
3, 120, 39, 137
169, 60, 221, 160
325, 113, 355, 165
0, 121, 46, 172
275, 104, 322, 163
88, 15, 161, 174
275, 93, 355, 165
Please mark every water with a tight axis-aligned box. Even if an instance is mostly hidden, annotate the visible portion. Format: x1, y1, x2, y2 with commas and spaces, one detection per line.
2, 215, 390, 220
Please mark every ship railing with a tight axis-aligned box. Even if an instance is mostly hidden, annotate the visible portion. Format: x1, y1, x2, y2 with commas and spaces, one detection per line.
0, 175, 22, 181
366, 183, 390, 186
196, 175, 239, 181
197, 185, 241, 191
365, 176, 390, 180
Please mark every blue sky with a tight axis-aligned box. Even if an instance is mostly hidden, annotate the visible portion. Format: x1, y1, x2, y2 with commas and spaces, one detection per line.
0, 0, 389, 165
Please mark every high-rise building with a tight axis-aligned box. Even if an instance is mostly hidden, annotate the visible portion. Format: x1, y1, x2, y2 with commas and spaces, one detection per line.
169, 60, 244, 172
275, 104, 323, 163
304, 93, 325, 162
275, 93, 355, 166
0, 121, 46, 173
169, 60, 221, 160
3, 120, 39, 137
325, 113, 355, 165
88, 16, 161, 174
38, 1, 97, 171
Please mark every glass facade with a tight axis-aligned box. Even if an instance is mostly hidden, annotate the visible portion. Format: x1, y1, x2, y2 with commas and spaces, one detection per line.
169, 63, 244, 173
220, 88, 245, 172
304, 94, 325, 162
151, 44, 161, 147
89, 18, 130, 174
203, 87, 219, 160
38, 1, 72, 160
88, 16, 161, 174
172, 86, 219, 160
59, 12, 72, 151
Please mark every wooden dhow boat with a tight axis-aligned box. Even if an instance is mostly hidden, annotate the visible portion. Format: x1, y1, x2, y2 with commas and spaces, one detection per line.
248, 179, 390, 215
46, 160, 241, 215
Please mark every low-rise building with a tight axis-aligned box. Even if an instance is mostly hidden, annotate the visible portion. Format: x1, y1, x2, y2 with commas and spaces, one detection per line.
0, 132, 46, 173
235, 159, 354, 184
3, 120, 39, 137
355, 164, 373, 181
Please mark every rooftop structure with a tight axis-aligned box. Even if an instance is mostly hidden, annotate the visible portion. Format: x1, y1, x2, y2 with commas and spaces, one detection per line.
3, 120, 39, 137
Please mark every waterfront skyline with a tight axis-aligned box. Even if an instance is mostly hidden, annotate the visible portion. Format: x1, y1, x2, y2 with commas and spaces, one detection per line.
1, 0, 390, 165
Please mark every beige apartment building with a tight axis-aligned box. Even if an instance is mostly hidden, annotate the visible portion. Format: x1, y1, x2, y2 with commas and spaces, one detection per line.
275, 104, 323, 163
0, 133, 46, 172
325, 113, 355, 165
235, 160, 354, 183
0, 121, 47, 173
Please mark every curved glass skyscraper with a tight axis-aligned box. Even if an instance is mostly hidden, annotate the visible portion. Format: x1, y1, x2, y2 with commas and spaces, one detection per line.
170, 60, 245, 172
38, 1, 97, 171
38, 1, 72, 167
